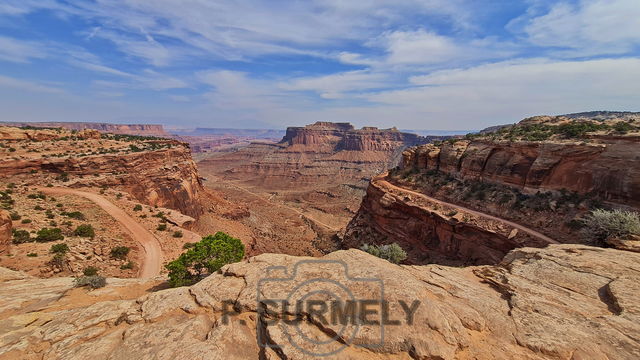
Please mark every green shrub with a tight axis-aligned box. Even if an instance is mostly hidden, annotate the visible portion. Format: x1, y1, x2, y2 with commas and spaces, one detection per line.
360, 243, 408, 264
110, 246, 130, 260
12, 229, 31, 244
583, 209, 640, 244
35, 228, 64, 242
50, 243, 70, 254
173, 231, 183, 238
9, 212, 21, 220
73, 275, 106, 289
27, 253, 37, 257
83, 266, 99, 276
166, 232, 245, 287
183, 242, 195, 249
157, 224, 167, 231
120, 261, 134, 270
50, 253, 66, 268
62, 211, 85, 220
133, 204, 143, 211
73, 224, 95, 238
34, 205, 44, 211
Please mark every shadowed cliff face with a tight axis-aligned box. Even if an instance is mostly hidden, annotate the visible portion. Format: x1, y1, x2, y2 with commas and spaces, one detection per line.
342, 175, 549, 265
403, 138, 640, 207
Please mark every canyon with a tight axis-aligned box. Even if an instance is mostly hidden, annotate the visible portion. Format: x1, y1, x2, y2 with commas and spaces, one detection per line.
197, 122, 443, 254
344, 112, 640, 264
1, 113, 639, 359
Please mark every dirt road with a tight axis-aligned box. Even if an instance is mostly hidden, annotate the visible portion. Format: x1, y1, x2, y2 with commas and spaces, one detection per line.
39, 187, 163, 277
376, 176, 560, 245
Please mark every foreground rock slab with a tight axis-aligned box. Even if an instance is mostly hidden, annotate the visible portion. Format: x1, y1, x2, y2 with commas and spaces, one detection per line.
1, 245, 639, 359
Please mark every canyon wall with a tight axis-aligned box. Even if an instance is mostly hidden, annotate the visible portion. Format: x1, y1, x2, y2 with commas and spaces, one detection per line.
0, 143, 205, 217
343, 175, 547, 265
200, 122, 439, 189
403, 137, 640, 207
1, 122, 168, 137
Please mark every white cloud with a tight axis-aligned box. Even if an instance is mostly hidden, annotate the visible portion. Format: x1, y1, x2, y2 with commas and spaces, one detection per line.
0, 35, 46, 63
0, 74, 65, 94
517, 0, 640, 56
280, 71, 389, 99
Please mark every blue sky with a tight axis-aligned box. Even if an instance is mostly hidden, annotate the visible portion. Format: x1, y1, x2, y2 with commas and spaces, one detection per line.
0, 0, 638, 130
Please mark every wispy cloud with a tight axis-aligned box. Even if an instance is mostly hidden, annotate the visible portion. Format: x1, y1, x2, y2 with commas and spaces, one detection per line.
0, 74, 65, 94
0, 35, 47, 63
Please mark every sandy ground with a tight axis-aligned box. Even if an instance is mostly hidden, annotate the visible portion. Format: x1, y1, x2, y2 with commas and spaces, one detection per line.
39, 187, 164, 277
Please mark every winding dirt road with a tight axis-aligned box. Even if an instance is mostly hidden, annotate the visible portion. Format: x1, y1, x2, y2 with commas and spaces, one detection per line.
376, 176, 559, 245
39, 187, 163, 278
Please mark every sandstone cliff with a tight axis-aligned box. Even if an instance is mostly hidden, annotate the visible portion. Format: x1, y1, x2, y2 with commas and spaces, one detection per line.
1, 244, 639, 359
200, 122, 439, 189
0, 210, 11, 254
1, 122, 168, 137
402, 137, 640, 207
1, 145, 205, 217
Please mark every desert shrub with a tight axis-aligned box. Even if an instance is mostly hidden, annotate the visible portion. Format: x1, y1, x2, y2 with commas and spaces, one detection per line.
62, 211, 85, 220
120, 261, 134, 270
50, 243, 70, 254
12, 229, 31, 244
50, 253, 66, 268
27, 253, 37, 257
183, 242, 195, 249
73, 275, 106, 289
35, 228, 64, 242
166, 232, 245, 287
172, 231, 183, 238
133, 204, 143, 211
110, 246, 130, 260
583, 209, 640, 244
73, 224, 95, 238
156, 224, 167, 231
360, 243, 407, 264
10, 212, 21, 220
34, 205, 44, 211
83, 266, 99, 276
613, 121, 634, 133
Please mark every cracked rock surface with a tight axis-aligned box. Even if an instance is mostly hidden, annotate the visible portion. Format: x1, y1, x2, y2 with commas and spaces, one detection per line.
1, 245, 639, 359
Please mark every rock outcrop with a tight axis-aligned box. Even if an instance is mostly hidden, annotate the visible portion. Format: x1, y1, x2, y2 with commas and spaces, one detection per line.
0, 144, 205, 217
343, 174, 550, 265
403, 137, 640, 207
0, 210, 11, 254
1, 244, 639, 359
0, 122, 168, 137
200, 122, 440, 189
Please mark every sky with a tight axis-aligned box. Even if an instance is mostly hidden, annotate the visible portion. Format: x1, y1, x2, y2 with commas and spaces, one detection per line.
0, 0, 638, 130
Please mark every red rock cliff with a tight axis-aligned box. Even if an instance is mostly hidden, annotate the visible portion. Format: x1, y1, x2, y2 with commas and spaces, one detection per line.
0, 144, 205, 217
403, 138, 640, 207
